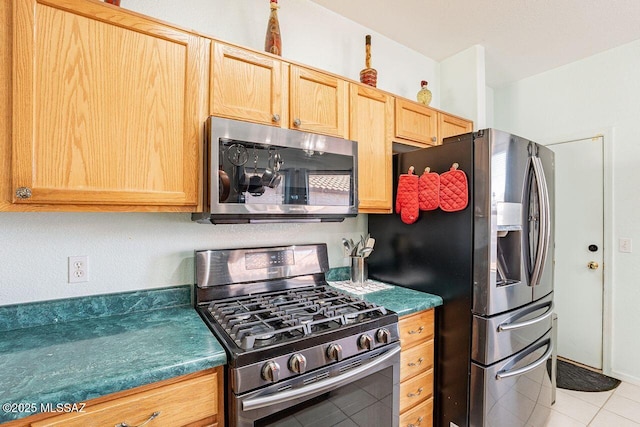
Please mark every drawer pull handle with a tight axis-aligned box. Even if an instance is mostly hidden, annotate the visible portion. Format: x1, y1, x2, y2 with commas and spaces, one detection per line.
407, 387, 423, 398
408, 357, 424, 367
408, 326, 424, 335
116, 411, 160, 427
408, 416, 424, 427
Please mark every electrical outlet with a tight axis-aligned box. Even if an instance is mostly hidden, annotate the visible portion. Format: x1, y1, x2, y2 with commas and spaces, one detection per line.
619, 238, 633, 253
68, 256, 89, 283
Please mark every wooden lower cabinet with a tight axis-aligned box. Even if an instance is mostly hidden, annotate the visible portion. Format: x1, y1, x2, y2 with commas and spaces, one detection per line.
399, 309, 435, 426
2, 368, 223, 427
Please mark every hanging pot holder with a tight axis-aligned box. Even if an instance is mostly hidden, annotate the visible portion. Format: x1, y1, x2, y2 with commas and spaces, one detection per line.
395, 166, 419, 224
439, 163, 469, 212
418, 167, 439, 211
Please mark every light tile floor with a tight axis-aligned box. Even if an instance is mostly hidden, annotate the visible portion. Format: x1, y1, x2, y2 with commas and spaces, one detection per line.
545, 381, 640, 426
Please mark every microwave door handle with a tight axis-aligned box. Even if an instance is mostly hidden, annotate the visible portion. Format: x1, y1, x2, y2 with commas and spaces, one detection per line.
496, 341, 553, 380
530, 155, 551, 287
242, 345, 400, 411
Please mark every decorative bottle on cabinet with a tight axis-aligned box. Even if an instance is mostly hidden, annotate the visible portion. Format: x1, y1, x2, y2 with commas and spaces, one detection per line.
359, 35, 377, 87
417, 80, 432, 106
265, 0, 282, 56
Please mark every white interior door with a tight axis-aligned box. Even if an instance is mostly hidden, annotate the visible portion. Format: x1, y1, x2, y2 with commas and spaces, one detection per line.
549, 136, 604, 369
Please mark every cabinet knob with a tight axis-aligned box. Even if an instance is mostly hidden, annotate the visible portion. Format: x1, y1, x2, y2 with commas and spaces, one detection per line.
431, 136, 437, 142
293, 118, 301, 127
15, 187, 32, 199
272, 114, 280, 123
587, 261, 599, 270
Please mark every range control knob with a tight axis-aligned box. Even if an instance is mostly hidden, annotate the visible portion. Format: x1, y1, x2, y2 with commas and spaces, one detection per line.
358, 334, 374, 350
326, 343, 343, 362
376, 328, 391, 344
261, 361, 280, 382
288, 354, 307, 374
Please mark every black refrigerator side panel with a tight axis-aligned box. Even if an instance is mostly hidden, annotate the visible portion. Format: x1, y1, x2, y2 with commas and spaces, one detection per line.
368, 135, 474, 427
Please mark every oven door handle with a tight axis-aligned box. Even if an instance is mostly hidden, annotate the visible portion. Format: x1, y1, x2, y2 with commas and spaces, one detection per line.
242, 345, 401, 412
498, 303, 554, 332
496, 342, 553, 380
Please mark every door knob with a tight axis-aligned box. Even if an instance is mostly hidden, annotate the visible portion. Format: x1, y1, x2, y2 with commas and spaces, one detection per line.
587, 261, 599, 270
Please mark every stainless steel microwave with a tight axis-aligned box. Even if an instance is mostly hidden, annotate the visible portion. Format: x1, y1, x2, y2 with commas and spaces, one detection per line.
192, 117, 359, 224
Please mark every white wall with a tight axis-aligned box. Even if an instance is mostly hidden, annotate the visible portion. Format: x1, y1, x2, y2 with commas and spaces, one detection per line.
440, 45, 486, 128
124, 0, 441, 105
0, 0, 441, 306
494, 39, 640, 384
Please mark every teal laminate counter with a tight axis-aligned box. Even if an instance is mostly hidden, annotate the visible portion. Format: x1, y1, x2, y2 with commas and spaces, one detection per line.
0, 286, 226, 423
326, 267, 443, 316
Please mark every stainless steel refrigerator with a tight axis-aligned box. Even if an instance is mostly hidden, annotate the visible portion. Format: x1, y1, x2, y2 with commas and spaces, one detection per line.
368, 129, 555, 427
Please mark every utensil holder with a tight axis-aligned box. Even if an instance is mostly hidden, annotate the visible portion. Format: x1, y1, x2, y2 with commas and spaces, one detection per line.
350, 256, 368, 284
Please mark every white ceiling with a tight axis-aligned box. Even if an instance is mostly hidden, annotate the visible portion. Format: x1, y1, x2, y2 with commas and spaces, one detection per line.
308, 0, 640, 88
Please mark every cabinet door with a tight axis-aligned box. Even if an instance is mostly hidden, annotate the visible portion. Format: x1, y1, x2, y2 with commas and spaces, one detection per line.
395, 99, 438, 147
438, 112, 473, 143
349, 85, 393, 213
211, 41, 287, 127
289, 66, 349, 138
12, 0, 208, 209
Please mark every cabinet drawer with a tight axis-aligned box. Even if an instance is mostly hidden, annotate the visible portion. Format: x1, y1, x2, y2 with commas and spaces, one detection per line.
400, 339, 434, 382
31, 372, 219, 427
399, 398, 433, 427
399, 309, 435, 348
399, 369, 433, 414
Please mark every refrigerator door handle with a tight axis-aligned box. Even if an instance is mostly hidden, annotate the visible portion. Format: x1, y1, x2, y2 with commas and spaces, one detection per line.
496, 340, 553, 380
498, 302, 554, 332
529, 155, 551, 287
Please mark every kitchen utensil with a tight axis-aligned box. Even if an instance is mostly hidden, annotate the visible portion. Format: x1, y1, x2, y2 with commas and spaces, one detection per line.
396, 166, 419, 224
262, 147, 281, 188
342, 238, 352, 257
248, 146, 264, 196
218, 170, 230, 202
359, 247, 373, 258
419, 167, 439, 211
366, 237, 375, 250
439, 163, 468, 212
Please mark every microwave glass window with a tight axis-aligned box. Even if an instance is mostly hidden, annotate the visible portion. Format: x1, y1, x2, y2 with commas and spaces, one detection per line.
218, 138, 354, 207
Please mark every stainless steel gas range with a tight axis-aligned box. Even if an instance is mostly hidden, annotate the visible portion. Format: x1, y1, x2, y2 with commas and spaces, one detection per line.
195, 244, 400, 427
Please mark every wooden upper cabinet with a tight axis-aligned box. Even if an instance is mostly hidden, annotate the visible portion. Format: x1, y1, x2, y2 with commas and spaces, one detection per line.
349, 85, 393, 213
395, 98, 438, 147
289, 65, 349, 139
210, 41, 287, 127
439, 112, 473, 142
12, 0, 208, 209
395, 98, 473, 148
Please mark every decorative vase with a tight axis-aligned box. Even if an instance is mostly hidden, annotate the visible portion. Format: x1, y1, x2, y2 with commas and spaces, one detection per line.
265, 0, 282, 56
417, 80, 432, 106
359, 35, 377, 87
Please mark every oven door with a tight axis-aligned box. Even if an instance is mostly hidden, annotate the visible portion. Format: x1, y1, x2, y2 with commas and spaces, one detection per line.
231, 344, 400, 427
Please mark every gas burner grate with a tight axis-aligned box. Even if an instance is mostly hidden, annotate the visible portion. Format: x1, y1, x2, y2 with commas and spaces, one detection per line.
207, 285, 387, 349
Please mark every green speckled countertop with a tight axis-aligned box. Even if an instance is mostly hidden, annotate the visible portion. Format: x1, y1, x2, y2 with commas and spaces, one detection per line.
0, 286, 226, 423
326, 267, 443, 316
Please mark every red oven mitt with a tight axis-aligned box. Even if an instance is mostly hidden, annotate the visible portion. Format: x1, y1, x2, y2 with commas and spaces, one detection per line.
439, 163, 468, 212
395, 166, 419, 224
418, 167, 439, 211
